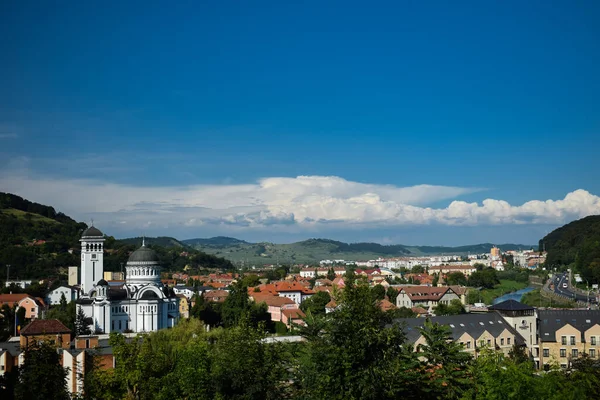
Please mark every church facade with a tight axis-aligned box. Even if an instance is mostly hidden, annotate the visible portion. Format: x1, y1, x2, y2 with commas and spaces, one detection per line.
76, 226, 179, 334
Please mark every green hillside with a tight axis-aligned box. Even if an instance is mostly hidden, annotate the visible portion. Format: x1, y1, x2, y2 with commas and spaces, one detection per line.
183, 236, 533, 265
0, 192, 235, 280
541, 215, 600, 282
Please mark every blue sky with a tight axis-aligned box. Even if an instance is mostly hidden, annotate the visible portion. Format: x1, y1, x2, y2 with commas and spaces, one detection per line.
1, 1, 599, 245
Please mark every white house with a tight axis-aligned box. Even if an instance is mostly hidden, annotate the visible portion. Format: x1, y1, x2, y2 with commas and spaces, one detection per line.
46, 285, 79, 305
396, 286, 460, 311
173, 286, 196, 299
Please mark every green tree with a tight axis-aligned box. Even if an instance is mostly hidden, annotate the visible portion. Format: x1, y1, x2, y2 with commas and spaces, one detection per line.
371, 284, 386, 301
434, 299, 465, 316
75, 306, 91, 336
386, 286, 399, 304
326, 267, 336, 281
300, 291, 331, 316
468, 268, 499, 289
296, 279, 424, 399
417, 319, 472, 399
446, 272, 468, 286
14, 341, 69, 400
411, 265, 425, 274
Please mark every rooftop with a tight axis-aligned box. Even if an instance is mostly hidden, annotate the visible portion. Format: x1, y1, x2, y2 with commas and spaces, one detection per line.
20, 319, 71, 336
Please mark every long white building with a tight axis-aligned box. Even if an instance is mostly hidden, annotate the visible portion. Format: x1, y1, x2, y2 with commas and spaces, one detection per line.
76, 226, 179, 334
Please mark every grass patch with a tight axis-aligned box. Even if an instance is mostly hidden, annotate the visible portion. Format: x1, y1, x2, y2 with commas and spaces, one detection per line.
468, 279, 528, 304
1, 208, 59, 224
521, 289, 576, 308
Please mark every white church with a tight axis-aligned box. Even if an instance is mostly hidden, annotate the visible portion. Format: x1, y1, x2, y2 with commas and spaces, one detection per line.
76, 226, 179, 334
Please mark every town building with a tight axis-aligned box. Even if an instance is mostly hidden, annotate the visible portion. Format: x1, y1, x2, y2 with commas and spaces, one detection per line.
76, 226, 179, 334
0, 293, 46, 319
395, 286, 460, 311
46, 285, 79, 305
535, 309, 600, 370
4, 280, 32, 289
398, 312, 527, 358
19, 319, 71, 350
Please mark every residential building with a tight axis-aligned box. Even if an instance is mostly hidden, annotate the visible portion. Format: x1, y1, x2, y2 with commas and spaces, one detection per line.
488, 300, 537, 347
536, 309, 600, 370
398, 312, 526, 358
204, 290, 229, 303
395, 286, 459, 311
19, 319, 72, 350
0, 293, 46, 319
46, 285, 79, 305
177, 295, 190, 318
4, 280, 32, 289
429, 265, 478, 277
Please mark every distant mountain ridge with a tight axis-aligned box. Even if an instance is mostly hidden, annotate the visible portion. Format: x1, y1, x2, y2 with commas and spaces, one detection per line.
182, 236, 534, 265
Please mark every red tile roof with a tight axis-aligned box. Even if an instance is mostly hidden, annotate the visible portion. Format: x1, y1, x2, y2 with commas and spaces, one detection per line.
379, 299, 397, 312
252, 294, 296, 307
282, 308, 306, 319
20, 319, 71, 335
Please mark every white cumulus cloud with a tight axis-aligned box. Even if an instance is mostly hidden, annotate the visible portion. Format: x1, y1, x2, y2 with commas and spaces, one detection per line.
0, 167, 598, 234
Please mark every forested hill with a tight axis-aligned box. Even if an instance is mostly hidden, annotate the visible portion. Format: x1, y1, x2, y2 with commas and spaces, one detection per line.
541, 215, 600, 282
183, 236, 534, 265
0, 192, 234, 281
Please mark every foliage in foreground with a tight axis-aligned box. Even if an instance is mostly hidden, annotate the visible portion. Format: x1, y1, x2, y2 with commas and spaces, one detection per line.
10, 278, 600, 400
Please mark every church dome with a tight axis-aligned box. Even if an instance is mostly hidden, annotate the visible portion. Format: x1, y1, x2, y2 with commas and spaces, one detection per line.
82, 226, 103, 238
128, 246, 159, 263
96, 279, 109, 286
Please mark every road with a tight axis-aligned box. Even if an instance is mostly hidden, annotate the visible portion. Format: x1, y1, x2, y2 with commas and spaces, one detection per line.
551, 273, 597, 305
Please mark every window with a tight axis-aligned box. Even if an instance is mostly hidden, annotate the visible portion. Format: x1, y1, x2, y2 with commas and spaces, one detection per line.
501, 338, 505, 345
487, 339, 491, 346
92, 254, 96, 259
119, 320, 122, 330
570, 336, 576, 345
572, 349, 578, 358
561, 364, 567, 369
592, 336, 597, 346
560, 349, 567, 357
543, 348, 550, 357
466, 341, 471, 349
590, 349, 596, 358
507, 338, 511, 345
562, 336, 567, 345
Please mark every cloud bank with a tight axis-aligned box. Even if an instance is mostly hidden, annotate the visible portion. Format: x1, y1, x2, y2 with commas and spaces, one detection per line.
1, 170, 599, 234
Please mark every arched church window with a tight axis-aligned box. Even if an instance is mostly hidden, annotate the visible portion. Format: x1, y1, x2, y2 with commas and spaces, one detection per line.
86, 243, 89, 251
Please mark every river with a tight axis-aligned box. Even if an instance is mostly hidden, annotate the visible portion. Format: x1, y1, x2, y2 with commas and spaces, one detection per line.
492, 286, 536, 304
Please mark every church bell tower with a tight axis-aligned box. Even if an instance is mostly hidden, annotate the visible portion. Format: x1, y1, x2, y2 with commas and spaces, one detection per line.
80, 225, 105, 295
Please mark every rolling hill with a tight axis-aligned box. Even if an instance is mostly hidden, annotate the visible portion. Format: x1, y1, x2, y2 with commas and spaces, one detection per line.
182, 236, 534, 265
0, 192, 235, 279
541, 215, 600, 282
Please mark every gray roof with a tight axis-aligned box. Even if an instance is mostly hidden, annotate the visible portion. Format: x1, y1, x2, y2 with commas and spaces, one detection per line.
538, 309, 600, 343
489, 299, 534, 312
82, 226, 103, 238
394, 311, 526, 346
128, 245, 159, 263
0, 341, 21, 357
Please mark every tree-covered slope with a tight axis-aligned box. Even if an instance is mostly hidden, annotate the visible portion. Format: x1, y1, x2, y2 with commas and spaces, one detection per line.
541, 215, 600, 281
0, 192, 235, 280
